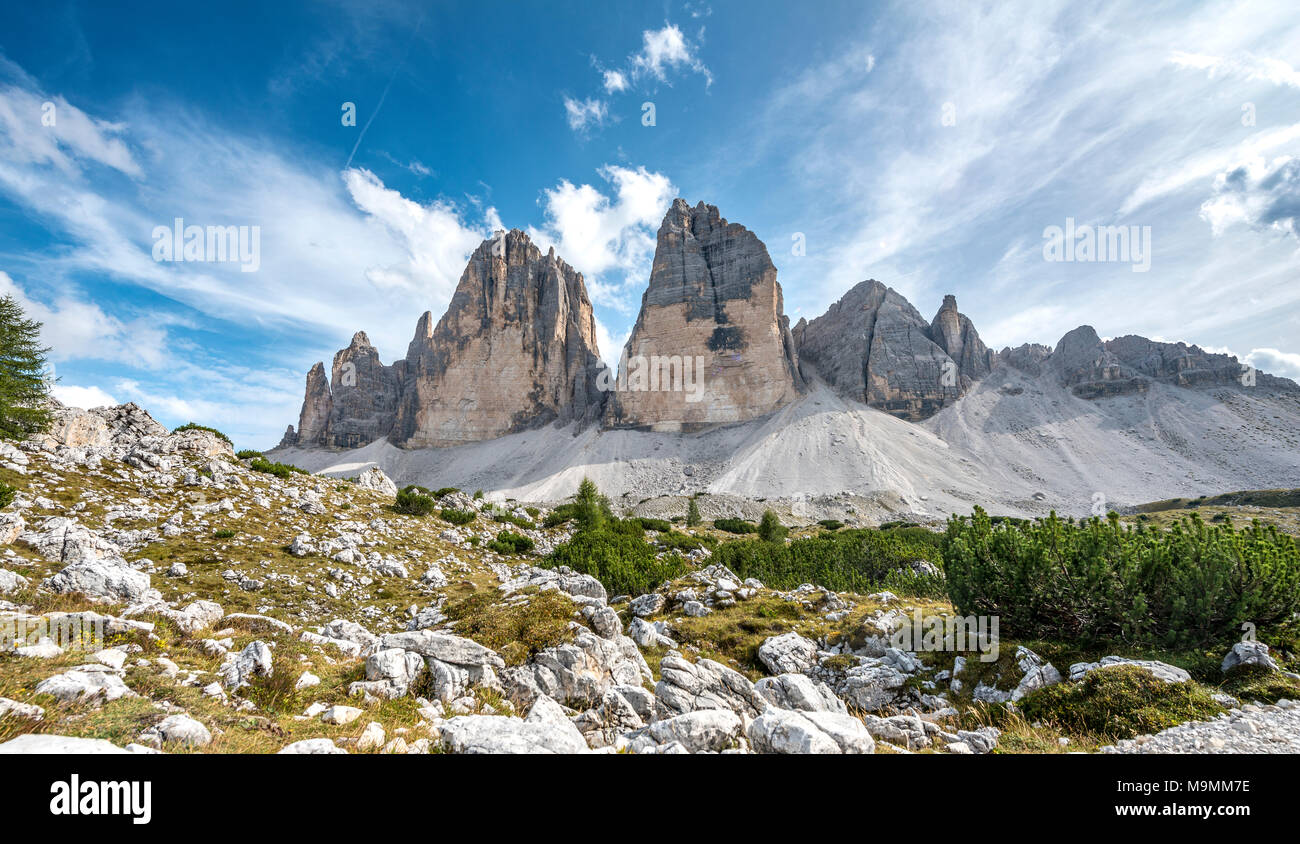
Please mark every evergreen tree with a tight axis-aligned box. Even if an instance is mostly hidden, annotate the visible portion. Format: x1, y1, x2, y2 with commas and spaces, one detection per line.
686, 495, 702, 527
0, 294, 53, 440
572, 477, 610, 531
758, 509, 788, 543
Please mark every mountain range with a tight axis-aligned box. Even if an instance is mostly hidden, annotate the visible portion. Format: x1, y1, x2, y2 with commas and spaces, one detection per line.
271, 199, 1300, 521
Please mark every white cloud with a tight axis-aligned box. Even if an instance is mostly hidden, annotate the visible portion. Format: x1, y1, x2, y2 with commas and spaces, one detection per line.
1169, 51, 1300, 89
592, 314, 631, 371
0, 271, 173, 369
342, 168, 492, 304
527, 165, 676, 313
52, 384, 118, 409
602, 70, 628, 93
630, 24, 712, 86
1246, 347, 1300, 381
1200, 155, 1300, 239
563, 96, 608, 132
0, 84, 141, 177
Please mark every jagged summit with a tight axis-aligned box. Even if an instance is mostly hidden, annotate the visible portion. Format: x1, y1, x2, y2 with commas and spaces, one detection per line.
604, 198, 804, 431
282, 228, 604, 449
282, 199, 1296, 452
795, 281, 992, 421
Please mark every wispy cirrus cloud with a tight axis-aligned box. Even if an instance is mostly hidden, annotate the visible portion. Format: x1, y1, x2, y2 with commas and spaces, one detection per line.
1169, 50, 1300, 89
563, 96, 609, 132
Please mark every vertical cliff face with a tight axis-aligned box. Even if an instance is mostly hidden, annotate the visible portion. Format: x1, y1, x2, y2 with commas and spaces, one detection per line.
289, 363, 332, 447
393, 230, 606, 447
282, 230, 605, 449
929, 294, 993, 383
324, 332, 403, 449
603, 199, 804, 431
795, 282, 992, 421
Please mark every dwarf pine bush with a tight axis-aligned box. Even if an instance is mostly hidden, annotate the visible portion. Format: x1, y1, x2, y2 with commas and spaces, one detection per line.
487, 530, 534, 555
943, 507, 1300, 649
541, 479, 689, 596
713, 527, 946, 596
439, 507, 475, 525
713, 517, 757, 534
393, 485, 436, 516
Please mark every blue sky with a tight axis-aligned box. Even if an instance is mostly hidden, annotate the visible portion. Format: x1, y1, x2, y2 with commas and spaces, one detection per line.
1, 0, 1299, 450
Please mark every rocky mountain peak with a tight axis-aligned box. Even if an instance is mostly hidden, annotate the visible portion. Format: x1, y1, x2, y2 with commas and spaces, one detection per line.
284, 228, 606, 450
796, 281, 985, 421
603, 198, 803, 431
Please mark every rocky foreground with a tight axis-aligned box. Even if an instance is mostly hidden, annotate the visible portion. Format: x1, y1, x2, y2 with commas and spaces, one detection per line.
0, 402, 1296, 754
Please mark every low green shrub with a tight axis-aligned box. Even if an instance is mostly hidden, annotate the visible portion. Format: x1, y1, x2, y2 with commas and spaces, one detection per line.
818, 519, 844, 531
487, 530, 535, 555
636, 517, 673, 533
440, 507, 476, 526
235, 449, 263, 459
434, 487, 460, 498
0, 482, 14, 509
493, 509, 537, 530
712, 527, 946, 596
544, 505, 577, 528
944, 508, 1300, 649
654, 530, 712, 553
173, 422, 232, 444
544, 527, 688, 596
714, 517, 758, 534
214, 529, 236, 539
394, 485, 436, 516
248, 457, 308, 478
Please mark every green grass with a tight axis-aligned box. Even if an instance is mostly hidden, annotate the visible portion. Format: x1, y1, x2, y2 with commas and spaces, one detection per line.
1136, 488, 1300, 513
173, 422, 232, 445
1015, 664, 1224, 741
1219, 664, 1300, 704
443, 588, 577, 666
